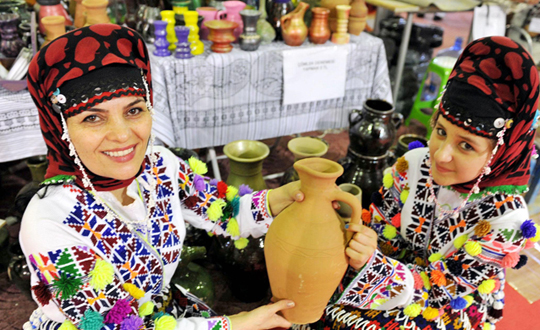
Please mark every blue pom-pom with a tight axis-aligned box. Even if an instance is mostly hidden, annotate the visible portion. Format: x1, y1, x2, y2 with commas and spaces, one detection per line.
514, 255, 528, 269
450, 297, 468, 310
521, 219, 537, 239
152, 311, 165, 320
408, 140, 425, 151
371, 191, 383, 207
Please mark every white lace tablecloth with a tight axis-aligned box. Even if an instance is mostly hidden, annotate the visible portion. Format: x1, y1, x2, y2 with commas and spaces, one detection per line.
150, 32, 392, 149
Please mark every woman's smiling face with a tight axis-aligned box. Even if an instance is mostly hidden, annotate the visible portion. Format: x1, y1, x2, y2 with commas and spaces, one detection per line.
429, 115, 494, 187
66, 96, 152, 181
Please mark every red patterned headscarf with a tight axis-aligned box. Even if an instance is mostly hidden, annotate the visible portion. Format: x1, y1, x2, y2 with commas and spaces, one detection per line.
27, 24, 152, 191
439, 36, 539, 195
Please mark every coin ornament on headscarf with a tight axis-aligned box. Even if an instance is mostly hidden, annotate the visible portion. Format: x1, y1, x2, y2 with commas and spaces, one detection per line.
51, 88, 67, 114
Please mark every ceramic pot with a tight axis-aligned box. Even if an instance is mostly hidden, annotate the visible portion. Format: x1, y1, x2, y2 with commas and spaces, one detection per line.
239, 9, 261, 51
267, 0, 293, 41
338, 150, 394, 208
280, 136, 328, 185
348, 15, 365, 35
265, 157, 362, 324
320, 0, 349, 31
308, 7, 330, 44
73, 0, 86, 27
174, 25, 193, 59
217, 0, 246, 42
211, 236, 270, 302
348, 99, 403, 157
205, 19, 237, 53
82, 0, 110, 25
171, 246, 215, 305
196, 6, 218, 40
37, 0, 73, 33
256, 0, 275, 44
184, 10, 204, 55
41, 15, 65, 48
153, 20, 171, 56
280, 1, 308, 46
336, 183, 362, 218
331, 4, 350, 44
395, 134, 427, 157
7, 242, 32, 300
223, 140, 269, 191
161, 10, 177, 50
349, 0, 366, 18
0, 13, 24, 57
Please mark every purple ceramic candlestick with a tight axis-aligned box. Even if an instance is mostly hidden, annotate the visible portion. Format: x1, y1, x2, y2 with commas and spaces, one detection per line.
174, 26, 193, 59
153, 20, 171, 56
0, 13, 24, 58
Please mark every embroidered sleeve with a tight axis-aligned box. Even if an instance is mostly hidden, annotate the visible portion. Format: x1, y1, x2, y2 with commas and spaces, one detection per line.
177, 156, 273, 242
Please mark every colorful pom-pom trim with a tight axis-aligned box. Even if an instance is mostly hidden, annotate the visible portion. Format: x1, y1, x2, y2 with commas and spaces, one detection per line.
383, 173, 394, 189
420, 271, 431, 290
464, 241, 482, 256
422, 307, 440, 321
154, 314, 177, 330
217, 181, 228, 199
391, 213, 401, 227
531, 224, 540, 242
403, 303, 422, 317
226, 186, 239, 202
32, 280, 52, 306
430, 269, 447, 286
139, 301, 154, 317
207, 199, 227, 221
79, 309, 104, 330
59, 320, 77, 330
396, 156, 408, 174
521, 219, 537, 239
51, 272, 83, 300
400, 190, 409, 204
453, 235, 468, 249
514, 255, 528, 269
446, 258, 463, 276
104, 299, 132, 324
428, 252, 443, 263
120, 315, 144, 330
464, 295, 474, 308
412, 271, 424, 290
361, 209, 372, 224
188, 157, 208, 176
501, 252, 520, 268
383, 225, 397, 240
123, 283, 145, 300
238, 184, 253, 197
234, 237, 249, 250
226, 218, 240, 237
89, 259, 115, 291
450, 297, 468, 310
478, 279, 496, 294
408, 140, 425, 151
474, 220, 491, 238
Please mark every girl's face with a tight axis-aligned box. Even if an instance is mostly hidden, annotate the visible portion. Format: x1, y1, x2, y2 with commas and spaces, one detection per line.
429, 116, 494, 187
66, 96, 152, 181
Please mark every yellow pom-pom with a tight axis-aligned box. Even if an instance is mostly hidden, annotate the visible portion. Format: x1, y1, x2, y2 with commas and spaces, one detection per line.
226, 185, 239, 202
428, 252, 443, 263
483, 323, 492, 330
531, 224, 540, 242
123, 283, 145, 300
464, 241, 482, 256
188, 157, 208, 176
383, 173, 394, 189
139, 301, 154, 316
59, 320, 77, 330
383, 225, 397, 240
464, 295, 474, 308
88, 259, 114, 291
400, 190, 409, 203
396, 156, 409, 174
403, 303, 422, 318
420, 271, 431, 290
478, 279, 496, 294
226, 218, 240, 237
454, 235, 469, 249
155, 314, 177, 330
422, 307, 440, 321
234, 237, 249, 250
207, 199, 227, 221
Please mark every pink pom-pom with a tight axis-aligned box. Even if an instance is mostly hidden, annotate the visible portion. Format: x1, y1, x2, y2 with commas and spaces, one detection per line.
492, 278, 501, 293
413, 271, 423, 290
391, 213, 401, 227
502, 252, 520, 268
104, 299, 132, 324
525, 239, 536, 249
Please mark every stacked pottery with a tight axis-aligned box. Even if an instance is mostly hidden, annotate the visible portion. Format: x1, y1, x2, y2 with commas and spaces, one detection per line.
348, 0, 367, 35
82, 0, 110, 25
161, 10, 177, 50
239, 9, 261, 51
174, 25, 193, 59
331, 4, 350, 44
337, 99, 403, 208
184, 11, 204, 55
320, 0, 350, 32
41, 15, 65, 48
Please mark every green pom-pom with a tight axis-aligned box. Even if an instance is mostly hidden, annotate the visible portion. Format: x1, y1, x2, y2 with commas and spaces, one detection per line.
453, 235, 469, 249
403, 303, 421, 317
226, 218, 240, 237
420, 271, 431, 290
428, 252, 443, 263
400, 190, 409, 203
465, 241, 482, 256
234, 237, 249, 250
79, 310, 104, 330
155, 314, 177, 330
207, 199, 227, 221
51, 272, 83, 300
383, 225, 397, 240
231, 196, 240, 218
188, 157, 208, 176
478, 279, 495, 294
226, 186, 239, 202
139, 301, 154, 316
89, 259, 115, 291
383, 173, 394, 189
59, 320, 77, 330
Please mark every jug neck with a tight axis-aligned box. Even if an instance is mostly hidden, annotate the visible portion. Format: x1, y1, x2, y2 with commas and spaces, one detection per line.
294, 158, 343, 192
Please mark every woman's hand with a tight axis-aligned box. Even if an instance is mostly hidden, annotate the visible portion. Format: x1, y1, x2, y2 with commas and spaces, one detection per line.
228, 300, 295, 330
345, 222, 378, 270
268, 182, 340, 217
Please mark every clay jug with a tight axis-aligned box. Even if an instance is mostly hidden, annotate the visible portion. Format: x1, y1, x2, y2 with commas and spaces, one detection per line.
265, 157, 362, 324
73, 0, 86, 27
82, 0, 110, 25
41, 16, 66, 48
280, 1, 309, 46
308, 7, 330, 44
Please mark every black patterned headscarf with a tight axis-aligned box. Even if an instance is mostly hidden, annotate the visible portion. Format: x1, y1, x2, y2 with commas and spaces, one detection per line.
438, 36, 539, 195
27, 24, 152, 191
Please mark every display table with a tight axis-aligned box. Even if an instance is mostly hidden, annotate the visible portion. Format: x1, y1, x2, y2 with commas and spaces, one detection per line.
149, 32, 392, 149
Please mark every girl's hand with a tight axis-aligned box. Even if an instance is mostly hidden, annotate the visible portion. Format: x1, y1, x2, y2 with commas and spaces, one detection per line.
268, 182, 340, 217
345, 222, 378, 270
228, 300, 295, 330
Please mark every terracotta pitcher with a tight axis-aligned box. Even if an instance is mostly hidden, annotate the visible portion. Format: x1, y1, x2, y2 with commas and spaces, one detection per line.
308, 7, 330, 44
265, 157, 362, 324
280, 1, 309, 46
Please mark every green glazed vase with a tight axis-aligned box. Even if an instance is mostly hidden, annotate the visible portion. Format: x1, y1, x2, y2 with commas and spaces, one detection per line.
224, 140, 270, 191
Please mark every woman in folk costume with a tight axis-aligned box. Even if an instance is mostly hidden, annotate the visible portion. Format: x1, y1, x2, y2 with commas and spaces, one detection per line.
19, 23, 325, 330
311, 36, 540, 330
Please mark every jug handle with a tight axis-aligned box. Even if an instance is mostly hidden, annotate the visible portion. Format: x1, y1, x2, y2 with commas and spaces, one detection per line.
392, 112, 404, 130
348, 109, 363, 127
281, 14, 292, 31
217, 10, 227, 19
330, 189, 362, 243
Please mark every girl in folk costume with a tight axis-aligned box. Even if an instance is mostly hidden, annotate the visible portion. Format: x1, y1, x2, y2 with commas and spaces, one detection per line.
20, 23, 317, 330
312, 36, 540, 330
